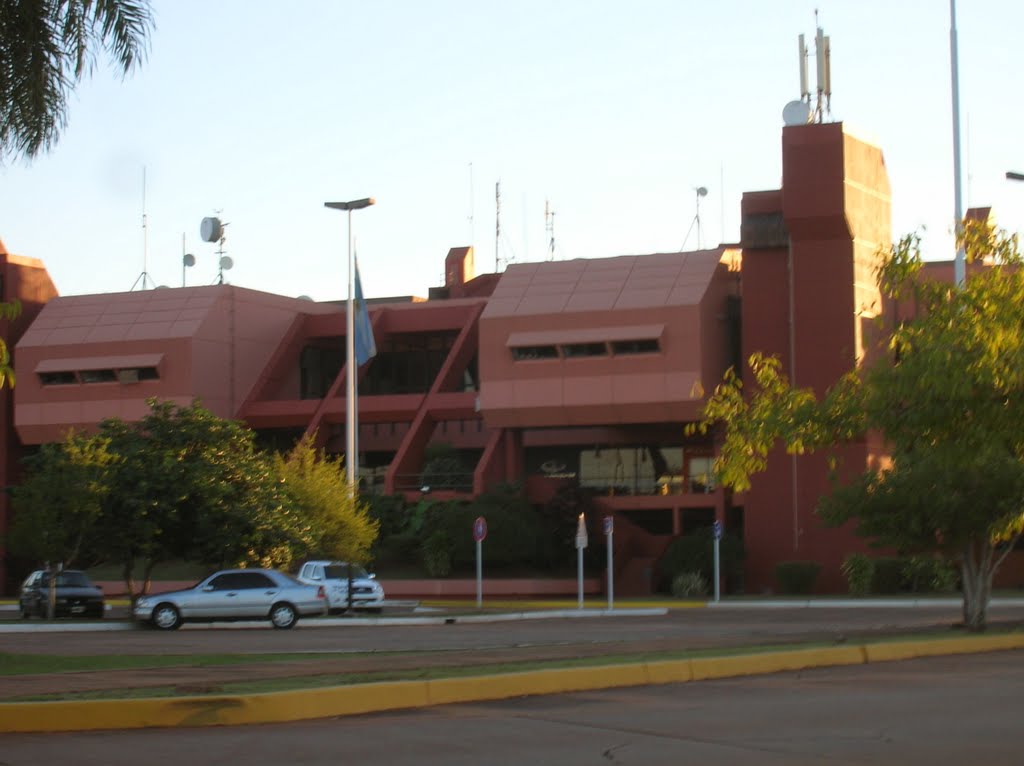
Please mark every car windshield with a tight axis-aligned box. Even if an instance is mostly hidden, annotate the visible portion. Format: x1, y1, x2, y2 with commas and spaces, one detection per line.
40, 572, 92, 587
324, 564, 369, 579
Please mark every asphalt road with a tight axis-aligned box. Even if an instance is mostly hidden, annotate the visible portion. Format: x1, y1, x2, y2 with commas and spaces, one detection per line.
2, 652, 1021, 765
4, 603, 1024, 657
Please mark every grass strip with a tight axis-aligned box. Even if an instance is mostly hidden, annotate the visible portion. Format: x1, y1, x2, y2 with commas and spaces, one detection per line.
0, 650, 401, 676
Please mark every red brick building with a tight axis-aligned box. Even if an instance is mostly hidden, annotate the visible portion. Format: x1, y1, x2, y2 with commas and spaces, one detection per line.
5, 122, 1015, 595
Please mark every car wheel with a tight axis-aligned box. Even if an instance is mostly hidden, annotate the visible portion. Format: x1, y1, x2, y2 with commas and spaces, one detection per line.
152, 603, 182, 630
269, 602, 297, 629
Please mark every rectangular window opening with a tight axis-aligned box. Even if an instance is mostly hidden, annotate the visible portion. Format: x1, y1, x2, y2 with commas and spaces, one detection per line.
511, 345, 559, 361
562, 342, 608, 358
611, 339, 660, 355
38, 371, 77, 386
80, 369, 117, 384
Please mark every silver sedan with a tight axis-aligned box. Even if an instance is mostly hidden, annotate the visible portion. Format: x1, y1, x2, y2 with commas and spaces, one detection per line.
133, 569, 326, 630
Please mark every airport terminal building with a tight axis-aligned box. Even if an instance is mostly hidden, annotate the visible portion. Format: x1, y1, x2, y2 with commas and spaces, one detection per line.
3, 121, 1014, 595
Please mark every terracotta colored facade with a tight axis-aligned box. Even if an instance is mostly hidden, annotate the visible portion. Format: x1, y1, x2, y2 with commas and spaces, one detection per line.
5, 122, 1018, 595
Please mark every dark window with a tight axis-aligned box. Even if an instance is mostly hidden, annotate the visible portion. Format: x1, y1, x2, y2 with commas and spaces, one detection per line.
117, 366, 160, 383
39, 371, 77, 386
80, 369, 116, 384
300, 343, 344, 399
361, 332, 458, 395
562, 342, 607, 358
511, 345, 558, 361
234, 572, 276, 589
611, 339, 660, 355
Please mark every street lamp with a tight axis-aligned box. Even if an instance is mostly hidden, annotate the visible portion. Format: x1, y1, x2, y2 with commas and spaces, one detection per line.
324, 197, 376, 495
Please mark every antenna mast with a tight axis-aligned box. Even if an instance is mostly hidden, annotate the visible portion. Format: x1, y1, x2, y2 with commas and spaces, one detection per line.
809, 11, 831, 122
545, 199, 556, 260
131, 166, 155, 290
468, 162, 475, 249
495, 180, 501, 272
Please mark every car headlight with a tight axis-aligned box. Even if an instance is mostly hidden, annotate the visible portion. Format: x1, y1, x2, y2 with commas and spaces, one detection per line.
135, 597, 151, 608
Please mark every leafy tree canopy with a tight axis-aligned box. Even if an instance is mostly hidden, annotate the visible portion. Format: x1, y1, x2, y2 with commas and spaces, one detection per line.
1, 0, 153, 160
693, 222, 1024, 629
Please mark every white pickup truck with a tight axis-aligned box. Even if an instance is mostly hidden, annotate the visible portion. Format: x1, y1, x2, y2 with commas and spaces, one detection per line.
296, 560, 385, 614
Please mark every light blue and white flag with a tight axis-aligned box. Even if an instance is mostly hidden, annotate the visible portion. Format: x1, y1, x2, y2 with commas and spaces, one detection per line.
354, 257, 377, 366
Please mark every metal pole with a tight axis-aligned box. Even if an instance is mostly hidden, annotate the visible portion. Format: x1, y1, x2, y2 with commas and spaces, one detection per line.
950, 0, 965, 287
346, 208, 357, 496
577, 545, 584, 609
476, 539, 482, 609
606, 528, 614, 611
713, 537, 721, 603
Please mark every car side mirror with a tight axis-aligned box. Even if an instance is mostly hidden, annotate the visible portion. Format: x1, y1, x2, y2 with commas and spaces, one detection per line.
202, 585, 215, 592
368, 573, 376, 580
310, 573, 322, 581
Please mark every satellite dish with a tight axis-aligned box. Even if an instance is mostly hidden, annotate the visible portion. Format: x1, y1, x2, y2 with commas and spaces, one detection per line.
156, 284, 170, 290
696, 186, 708, 198
200, 217, 224, 242
782, 100, 812, 126
183, 253, 196, 267
297, 295, 314, 301
219, 255, 234, 271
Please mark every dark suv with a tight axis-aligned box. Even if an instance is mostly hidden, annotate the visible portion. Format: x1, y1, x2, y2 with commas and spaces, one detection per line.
19, 570, 105, 619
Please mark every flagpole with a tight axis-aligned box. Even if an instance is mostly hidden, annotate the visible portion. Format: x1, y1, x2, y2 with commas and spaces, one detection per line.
346, 207, 357, 496
325, 198, 376, 497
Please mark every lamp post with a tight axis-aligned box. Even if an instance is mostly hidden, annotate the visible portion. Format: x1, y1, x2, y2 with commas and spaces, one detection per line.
1007, 172, 1024, 182
324, 197, 375, 495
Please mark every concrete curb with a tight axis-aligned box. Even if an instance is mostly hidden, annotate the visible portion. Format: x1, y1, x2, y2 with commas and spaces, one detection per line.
0, 608, 667, 633
2, 632, 1021, 733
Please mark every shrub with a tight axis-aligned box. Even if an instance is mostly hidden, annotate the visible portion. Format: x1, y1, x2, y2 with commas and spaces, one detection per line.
658, 528, 744, 590
841, 553, 874, 596
902, 555, 958, 593
420, 530, 452, 577
775, 561, 821, 594
671, 572, 708, 599
870, 557, 905, 594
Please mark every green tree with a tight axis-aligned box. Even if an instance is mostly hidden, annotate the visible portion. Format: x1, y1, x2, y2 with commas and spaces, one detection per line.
8, 430, 115, 566
94, 400, 287, 597
0, 0, 153, 160
272, 436, 379, 565
694, 223, 1024, 630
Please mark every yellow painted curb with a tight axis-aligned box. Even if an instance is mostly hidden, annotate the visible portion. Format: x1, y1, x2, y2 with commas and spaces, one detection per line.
1, 633, 1020, 733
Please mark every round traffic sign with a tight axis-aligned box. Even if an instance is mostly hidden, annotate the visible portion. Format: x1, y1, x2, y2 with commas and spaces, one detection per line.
602, 515, 614, 535
473, 516, 488, 542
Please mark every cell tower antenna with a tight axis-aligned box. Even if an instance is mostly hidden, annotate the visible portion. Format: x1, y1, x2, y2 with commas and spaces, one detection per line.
545, 199, 556, 260
131, 166, 156, 290
495, 180, 501, 272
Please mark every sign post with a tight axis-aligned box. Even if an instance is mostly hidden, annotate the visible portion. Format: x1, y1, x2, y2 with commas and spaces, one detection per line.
603, 515, 614, 611
473, 516, 487, 609
712, 520, 722, 603
575, 513, 588, 609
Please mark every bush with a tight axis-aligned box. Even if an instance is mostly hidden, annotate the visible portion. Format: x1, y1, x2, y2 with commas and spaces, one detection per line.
841, 553, 874, 596
775, 561, 821, 594
902, 555, 958, 593
421, 530, 452, 577
671, 572, 708, 599
658, 529, 744, 591
870, 557, 905, 594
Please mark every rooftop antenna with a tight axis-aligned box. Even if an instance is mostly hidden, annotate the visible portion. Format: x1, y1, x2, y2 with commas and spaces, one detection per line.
468, 162, 475, 249
785, 15, 829, 126
495, 180, 501, 272
679, 186, 708, 251
131, 167, 156, 290
200, 214, 232, 284
545, 199, 556, 260
182, 232, 195, 287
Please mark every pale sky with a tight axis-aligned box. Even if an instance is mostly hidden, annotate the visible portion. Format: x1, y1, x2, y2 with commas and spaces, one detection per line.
1, 0, 1022, 302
